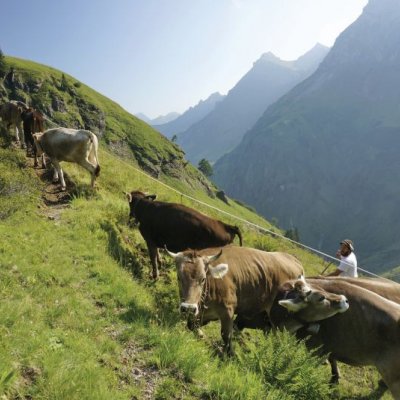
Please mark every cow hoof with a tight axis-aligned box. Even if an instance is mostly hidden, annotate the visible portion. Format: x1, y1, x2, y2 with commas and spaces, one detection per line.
329, 375, 340, 386
195, 329, 205, 338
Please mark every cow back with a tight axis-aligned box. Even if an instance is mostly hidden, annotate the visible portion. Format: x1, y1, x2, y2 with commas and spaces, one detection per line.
135, 200, 240, 250
40, 128, 93, 161
198, 246, 304, 317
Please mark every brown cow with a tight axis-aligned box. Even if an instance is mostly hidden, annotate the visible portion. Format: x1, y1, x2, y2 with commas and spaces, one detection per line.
0, 101, 29, 146
165, 245, 304, 355
309, 276, 400, 385
126, 190, 243, 279
21, 108, 45, 167
272, 277, 400, 398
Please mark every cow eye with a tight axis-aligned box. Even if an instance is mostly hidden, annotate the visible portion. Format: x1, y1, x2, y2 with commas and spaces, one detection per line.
319, 295, 325, 302
201, 277, 206, 284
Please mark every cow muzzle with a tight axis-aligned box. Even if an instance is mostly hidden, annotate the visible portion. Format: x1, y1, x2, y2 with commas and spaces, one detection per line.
180, 302, 199, 316
336, 295, 350, 313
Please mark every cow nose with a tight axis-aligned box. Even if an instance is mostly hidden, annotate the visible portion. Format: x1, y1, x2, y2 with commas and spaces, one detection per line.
180, 303, 199, 315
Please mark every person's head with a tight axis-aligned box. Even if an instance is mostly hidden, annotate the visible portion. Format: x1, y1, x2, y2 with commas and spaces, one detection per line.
339, 239, 354, 256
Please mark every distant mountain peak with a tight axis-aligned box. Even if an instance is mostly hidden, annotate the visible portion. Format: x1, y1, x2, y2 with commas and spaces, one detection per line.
254, 52, 283, 67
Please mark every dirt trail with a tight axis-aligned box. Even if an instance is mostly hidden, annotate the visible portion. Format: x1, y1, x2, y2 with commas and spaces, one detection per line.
26, 154, 73, 221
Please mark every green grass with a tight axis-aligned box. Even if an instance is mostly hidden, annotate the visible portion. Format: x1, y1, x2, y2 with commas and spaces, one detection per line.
0, 143, 390, 399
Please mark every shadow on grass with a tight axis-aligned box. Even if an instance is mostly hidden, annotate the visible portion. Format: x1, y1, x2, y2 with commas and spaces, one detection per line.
342, 384, 388, 400
119, 298, 155, 325
101, 220, 146, 279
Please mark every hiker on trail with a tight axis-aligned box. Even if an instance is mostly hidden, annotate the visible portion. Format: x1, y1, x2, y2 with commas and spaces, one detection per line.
327, 239, 358, 277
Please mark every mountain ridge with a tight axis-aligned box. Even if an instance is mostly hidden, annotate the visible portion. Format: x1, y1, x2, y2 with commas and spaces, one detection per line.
153, 92, 225, 139
177, 43, 329, 164
213, 0, 400, 272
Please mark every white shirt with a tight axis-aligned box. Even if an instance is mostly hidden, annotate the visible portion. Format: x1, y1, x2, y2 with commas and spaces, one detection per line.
338, 252, 358, 277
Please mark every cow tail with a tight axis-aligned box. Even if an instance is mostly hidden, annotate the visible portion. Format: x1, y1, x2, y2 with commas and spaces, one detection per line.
88, 131, 101, 177
234, 226, 243, 246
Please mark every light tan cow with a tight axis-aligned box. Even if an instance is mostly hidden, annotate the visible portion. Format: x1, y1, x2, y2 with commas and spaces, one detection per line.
165, 245, 304, 355
273, 277, 400, 399
33, 128, 100, 191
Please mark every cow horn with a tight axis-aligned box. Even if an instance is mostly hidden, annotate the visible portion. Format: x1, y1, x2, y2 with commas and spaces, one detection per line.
205, 249, 223, 264
124, 192, 132, 202
164, 246, 182, 259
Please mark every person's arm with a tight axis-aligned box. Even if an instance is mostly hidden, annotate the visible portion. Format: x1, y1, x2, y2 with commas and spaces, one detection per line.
326, 268, 341, 277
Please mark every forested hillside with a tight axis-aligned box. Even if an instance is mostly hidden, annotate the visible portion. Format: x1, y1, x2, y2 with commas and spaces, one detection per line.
0, 56, 388, 399
214, 0, 400, 273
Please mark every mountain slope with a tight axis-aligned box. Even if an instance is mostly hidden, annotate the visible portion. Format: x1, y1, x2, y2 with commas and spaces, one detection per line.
214, 0, 400, 272
177, 44, 329, 164
0, 56, 214, 194
153, 92, 224, 138
0, 54, 386, 400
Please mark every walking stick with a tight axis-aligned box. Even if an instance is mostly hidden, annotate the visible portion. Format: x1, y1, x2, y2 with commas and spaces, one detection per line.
320, 261, 333, 275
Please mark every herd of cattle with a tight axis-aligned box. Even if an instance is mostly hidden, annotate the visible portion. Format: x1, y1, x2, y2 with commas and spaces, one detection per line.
0, 101, 100, 190
2, 100, 400, 398
127, 190, 400, 398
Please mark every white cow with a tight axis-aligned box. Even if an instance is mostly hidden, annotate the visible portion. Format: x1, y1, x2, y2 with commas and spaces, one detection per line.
33, 128, 100, 191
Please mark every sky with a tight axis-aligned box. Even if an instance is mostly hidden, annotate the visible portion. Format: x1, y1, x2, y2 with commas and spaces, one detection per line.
1, 0, 367, 119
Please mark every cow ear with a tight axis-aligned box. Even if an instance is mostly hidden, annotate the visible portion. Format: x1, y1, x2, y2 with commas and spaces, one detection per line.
298, 275, 307, 283
281, 281, 295, 291
204, 249, 223, 264
164, 246, 182, 259
209, 263, 229, 279
278, 299, 303, 312
124, 192, 132, 202
146, 194, 157, 201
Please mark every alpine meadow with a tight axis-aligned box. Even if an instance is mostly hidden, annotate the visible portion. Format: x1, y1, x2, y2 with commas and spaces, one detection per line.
1, 1, 400, 398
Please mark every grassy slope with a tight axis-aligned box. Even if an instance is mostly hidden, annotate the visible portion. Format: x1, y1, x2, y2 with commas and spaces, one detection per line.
0, 144, 388, 400
2, 56, 213, 194
0, 56, 389, 399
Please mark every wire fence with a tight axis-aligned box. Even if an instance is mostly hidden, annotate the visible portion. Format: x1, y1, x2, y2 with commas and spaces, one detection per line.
42, 115, 394, 282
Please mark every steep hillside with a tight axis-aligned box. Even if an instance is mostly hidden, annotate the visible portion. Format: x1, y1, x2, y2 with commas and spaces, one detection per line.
214, 0, 400, 273
178, 44, 329, 164
0, 139, 386, 400
0, 56, 387, 399
153, 92, 224, 138
0, 56, 213, 195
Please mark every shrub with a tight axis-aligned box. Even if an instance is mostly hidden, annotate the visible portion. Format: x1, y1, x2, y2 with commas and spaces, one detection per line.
237, 331, 332, 400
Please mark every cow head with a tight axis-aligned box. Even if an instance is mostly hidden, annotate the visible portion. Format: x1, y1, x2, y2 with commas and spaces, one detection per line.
32, 132, 44, 155
165, 248, 228, 316
278, 276, 349, 322
125, 190, 157, 220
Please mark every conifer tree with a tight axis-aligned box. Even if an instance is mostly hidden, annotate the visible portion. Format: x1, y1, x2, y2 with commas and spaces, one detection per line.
198, 158, 213, 177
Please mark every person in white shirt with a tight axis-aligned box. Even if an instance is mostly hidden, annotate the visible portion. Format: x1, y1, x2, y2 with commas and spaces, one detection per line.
327, 239, 358, 278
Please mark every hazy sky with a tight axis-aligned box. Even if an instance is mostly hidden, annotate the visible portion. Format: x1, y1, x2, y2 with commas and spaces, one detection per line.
1, 0, 367, 118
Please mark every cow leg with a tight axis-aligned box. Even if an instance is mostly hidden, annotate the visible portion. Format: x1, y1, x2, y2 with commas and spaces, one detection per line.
156, 248, 162, 266
78, 159, 98, 188
220, 308, 235, 356
13, 124, 20, 143
17, 121, 25, 148
377, 359, 398, 398
328, 355, 340, 385
146, 242, 159, 279
52, 160, 66, 191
